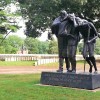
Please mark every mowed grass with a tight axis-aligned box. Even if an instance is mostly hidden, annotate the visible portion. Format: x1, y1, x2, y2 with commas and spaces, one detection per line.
0, 61, 35, 66
0, 60, 84, 67
38, 60, 85, 69
0, 60, 100, 100
0, 74, 100, 100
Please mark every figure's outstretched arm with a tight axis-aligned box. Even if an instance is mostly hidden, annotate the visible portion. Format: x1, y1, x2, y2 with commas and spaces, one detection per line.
87, 36, 98, 43
87, 22, 98, 43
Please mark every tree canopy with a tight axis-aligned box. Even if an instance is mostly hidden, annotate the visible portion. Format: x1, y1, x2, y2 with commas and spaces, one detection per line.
18, 0, 100, 38
0, 0, 100, 38
0, 0, 21, 35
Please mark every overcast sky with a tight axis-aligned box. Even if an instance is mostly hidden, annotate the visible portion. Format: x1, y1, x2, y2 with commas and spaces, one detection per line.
7, 3, 52, 41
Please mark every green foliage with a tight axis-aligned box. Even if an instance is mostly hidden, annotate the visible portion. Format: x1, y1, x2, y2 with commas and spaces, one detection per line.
0, 34, 56, 54
0, 0, 21, 35
24, 37, 58, 54
48, 40, 58, 54
17, 0, 79, 37
77, 41, 84, 54
95, 39, 100, 54
38, 41, 49, 54
0, 10, 7, 34
18, 0, 62, 37
0, 34, 5, 53
24, 37, 40, 54
18, 0, 100, 38
2, 35, 24, 54
0, 74, 100, 100
0, 61, 34, 66
24, 37, 49, 54
0, 46, 5, 53
83, 0, 100, 29
0, 0, 12, 6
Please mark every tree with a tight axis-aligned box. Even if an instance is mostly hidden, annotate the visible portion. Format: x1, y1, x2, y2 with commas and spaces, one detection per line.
3, 35, 24, 54
0, 34, 5, 53
38, 41, 49, 54
0, 46, 5, 53
48, 40, 58, 54
18, 0, 100, 38
18, 0, 86, 37
18, 0, 62, 38
77, 41, 84, 54
95, 39, 100, 54
24, 37, 49, 54
24, 37, 40, 54
0, 0, 21, 36
81, 0, 100, 30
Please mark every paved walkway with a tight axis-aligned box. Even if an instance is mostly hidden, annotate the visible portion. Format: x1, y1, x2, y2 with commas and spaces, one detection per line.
0, 66, 57, 74
0, 62, 100, 74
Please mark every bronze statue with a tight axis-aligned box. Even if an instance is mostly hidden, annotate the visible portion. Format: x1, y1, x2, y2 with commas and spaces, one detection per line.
65, 14, 80, 73
51, 10, 98, 74
75, 18, 98, 73
51, 10, 70, 72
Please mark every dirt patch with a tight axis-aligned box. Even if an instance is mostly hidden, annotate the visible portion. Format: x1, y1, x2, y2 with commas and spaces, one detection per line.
0, 62, 100, 74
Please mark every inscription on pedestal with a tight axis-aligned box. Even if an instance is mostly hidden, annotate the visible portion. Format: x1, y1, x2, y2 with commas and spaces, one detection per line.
40, 72, 100, 90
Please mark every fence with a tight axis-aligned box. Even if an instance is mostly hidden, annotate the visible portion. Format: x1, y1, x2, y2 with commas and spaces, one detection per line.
0, 54, 100, 66
0, 54, 58, 66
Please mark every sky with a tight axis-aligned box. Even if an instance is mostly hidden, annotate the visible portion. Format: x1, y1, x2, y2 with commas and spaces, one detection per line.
5, 3, 26, 39
7, 3, 49, 41
7, 3, 56, 41
37, 31, 48, 41
8, 19, 49, 41
9, 21, 49, 41
8, 17, 27, 39
9, 21, 56, 41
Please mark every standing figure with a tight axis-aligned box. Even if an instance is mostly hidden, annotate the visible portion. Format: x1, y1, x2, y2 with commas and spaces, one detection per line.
65, 13, 80, 73
75, 18, 98, 73
51, 10, 70, 72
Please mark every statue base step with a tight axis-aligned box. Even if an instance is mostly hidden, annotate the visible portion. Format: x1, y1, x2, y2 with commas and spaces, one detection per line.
40, 72, 100, 90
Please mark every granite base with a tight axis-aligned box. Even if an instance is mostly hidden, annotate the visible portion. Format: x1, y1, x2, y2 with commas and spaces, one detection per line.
40, 72, 100, 90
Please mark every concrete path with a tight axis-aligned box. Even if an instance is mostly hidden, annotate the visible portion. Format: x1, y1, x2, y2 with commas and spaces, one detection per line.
0, 62, 100, 74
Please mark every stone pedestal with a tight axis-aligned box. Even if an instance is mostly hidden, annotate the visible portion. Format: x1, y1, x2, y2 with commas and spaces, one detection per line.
40, 72, 100, 90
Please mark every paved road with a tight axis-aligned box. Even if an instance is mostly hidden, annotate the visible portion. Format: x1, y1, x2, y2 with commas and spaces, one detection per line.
0, 66, 57, 74
0, 62, 100, 74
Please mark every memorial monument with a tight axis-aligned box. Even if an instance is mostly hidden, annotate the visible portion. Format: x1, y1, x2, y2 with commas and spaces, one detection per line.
41, 10, 100, 90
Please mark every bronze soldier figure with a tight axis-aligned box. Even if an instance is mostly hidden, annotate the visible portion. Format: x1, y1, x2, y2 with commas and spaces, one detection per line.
51, 10, 70, 72
75, 18, 98, 73
64, 13, 80, 73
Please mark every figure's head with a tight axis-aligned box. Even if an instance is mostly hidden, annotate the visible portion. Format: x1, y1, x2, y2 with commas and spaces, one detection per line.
67, 13, 75, 21
60, 10, 67, 19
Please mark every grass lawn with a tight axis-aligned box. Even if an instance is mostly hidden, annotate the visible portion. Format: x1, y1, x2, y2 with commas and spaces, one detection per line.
0, 60, 84, 67
38, 60, 84, 67
0, 74, 100, 100
0, 61, 35, 66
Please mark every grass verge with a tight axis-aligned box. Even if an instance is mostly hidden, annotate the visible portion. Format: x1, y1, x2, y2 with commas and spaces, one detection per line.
0, 60, 84, 67
0, 74, 100, 100
0, 61, 35, 66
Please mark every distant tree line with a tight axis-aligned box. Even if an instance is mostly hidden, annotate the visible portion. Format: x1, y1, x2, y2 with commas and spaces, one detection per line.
0, 35, 100, 54
0, 0, 100, 55
0, 35, 58, 54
